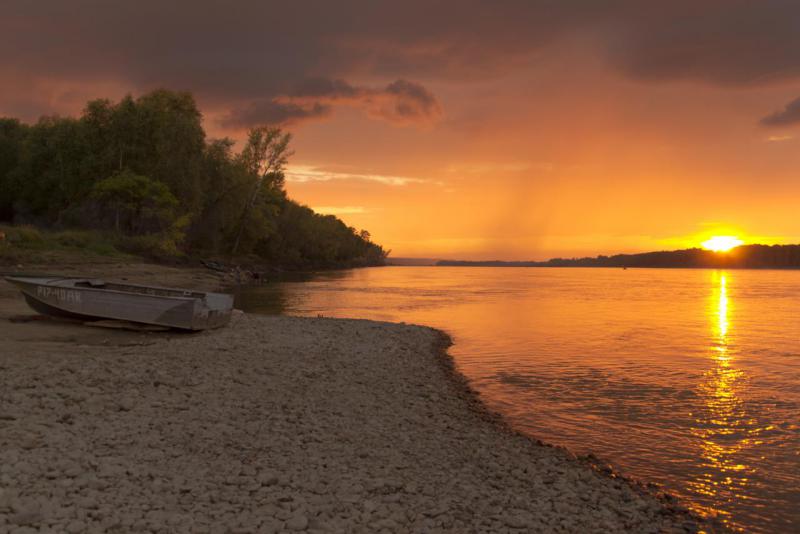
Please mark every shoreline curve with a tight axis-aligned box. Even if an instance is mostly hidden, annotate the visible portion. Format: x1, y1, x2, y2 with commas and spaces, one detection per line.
428, 327, 720, 532
1, 296, 714, 532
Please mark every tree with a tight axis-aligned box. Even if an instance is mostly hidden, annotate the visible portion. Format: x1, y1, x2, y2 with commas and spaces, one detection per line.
81, 91, 206, 214
188, 138, 243, 251
91, 170, 178, 234
231, 126, 293, 255
133, 90, 205, 211
0, 118, 27, 221
9, 115, 92, 224
0, 89, 387, 269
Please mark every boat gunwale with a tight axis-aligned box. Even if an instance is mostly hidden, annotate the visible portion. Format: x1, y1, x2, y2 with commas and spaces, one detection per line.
5, 276, 231, 305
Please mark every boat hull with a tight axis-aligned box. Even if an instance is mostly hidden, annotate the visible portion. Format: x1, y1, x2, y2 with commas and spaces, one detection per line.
5, 276, 233, 331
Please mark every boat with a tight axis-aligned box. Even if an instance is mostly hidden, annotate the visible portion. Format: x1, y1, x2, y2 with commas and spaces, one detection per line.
4, 276, 234, 331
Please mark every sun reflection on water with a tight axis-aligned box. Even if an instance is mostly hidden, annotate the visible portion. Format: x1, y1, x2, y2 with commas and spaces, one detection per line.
689, 272, 758, 528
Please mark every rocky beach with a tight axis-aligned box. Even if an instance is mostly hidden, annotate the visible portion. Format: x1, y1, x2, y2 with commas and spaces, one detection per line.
0, 266, 706, 533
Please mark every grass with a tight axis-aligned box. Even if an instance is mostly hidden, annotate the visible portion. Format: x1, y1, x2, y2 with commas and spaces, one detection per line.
0, 224, 134, 266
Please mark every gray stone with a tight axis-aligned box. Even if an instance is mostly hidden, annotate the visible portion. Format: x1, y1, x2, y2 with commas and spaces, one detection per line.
286, 514, 309, 531
65, 520, 86, 534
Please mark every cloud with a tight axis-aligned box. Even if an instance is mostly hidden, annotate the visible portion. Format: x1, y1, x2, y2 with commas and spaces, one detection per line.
603, 1, 800, 85
221, 101, 331, 128
379, 80, 441, 123
760, 97, 800, 127
292, 78, 361, 99
445, 162, 553, 174
224, 78, 443, 127
216, 77, 442, 127
311, 206, 369, 215
3, 0, 800, 125
285, 165, 426, 186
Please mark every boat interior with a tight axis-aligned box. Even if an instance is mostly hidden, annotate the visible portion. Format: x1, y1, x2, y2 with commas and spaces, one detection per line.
73, 280, 206, 299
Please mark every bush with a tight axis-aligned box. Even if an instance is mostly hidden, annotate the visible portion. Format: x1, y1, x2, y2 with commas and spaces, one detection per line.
5, 225, 44, 248
116, 234, 185, 262
84, 241, 120, 256
0, 241, 22, 263
92, 171, 179, 234
51, 229, 120, 256
53, 229, 92, 248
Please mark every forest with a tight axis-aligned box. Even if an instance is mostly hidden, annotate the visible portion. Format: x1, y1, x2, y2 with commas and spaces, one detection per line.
0, 90, 387, 270
438, 244, 800, 269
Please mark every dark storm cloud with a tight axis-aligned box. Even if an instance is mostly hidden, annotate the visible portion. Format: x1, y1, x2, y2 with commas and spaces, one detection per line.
222, 101, 332, 128
603, 1, 800, 85
384, 80, 439, 118
292, 79, 362, 99
222, 78, 442, 127
3, 0, 800, 127
760, 97, 800, 127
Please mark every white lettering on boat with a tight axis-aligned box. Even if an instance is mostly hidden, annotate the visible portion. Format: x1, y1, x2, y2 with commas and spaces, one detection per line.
36, 286, 82, 304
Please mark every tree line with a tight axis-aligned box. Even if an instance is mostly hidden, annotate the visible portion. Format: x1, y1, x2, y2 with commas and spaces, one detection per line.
0, 90, 386, 269
438, 244, 800, 269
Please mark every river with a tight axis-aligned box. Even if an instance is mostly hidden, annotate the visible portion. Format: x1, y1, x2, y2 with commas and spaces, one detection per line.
235, 266, 800, 532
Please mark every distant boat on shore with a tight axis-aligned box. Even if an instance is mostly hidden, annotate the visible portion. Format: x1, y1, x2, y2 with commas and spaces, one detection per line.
5, 276, 233, 331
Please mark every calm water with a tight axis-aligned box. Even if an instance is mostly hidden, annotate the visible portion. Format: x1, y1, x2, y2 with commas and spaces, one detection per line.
235, 267, 800, 532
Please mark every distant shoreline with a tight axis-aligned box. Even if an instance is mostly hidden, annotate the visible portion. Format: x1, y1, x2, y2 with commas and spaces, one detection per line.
435, 244, 800, 270
435, 262, 800, 270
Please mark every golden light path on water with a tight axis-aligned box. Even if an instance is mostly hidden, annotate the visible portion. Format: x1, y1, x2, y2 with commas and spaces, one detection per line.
688, 272, 763, 527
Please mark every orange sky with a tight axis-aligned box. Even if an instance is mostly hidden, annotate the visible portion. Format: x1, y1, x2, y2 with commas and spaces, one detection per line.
273, 43, 800, 259
4, 2, 800, 260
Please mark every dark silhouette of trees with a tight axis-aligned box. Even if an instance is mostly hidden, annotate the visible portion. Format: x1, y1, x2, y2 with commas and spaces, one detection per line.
437, 245, 800, 269
0, 118, 27, 221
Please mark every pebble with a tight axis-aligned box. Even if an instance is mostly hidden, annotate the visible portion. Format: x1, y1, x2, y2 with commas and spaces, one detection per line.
503, 514, 529, 529
258, 471, 279, 486
65, 520, 86, 533
0, 314, 704, 533
286, 514, 309, 530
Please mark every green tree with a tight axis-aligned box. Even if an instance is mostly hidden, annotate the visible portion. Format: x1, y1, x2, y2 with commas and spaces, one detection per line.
81, 91, 206, 215
10, 116, 92, 224
91, 170, 178, 234
0, 89, 387, 269
133, 90, 205, 211
231, 126, 292, 255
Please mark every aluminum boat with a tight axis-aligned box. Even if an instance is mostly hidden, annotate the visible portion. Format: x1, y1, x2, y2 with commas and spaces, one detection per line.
5, 276, 233, 331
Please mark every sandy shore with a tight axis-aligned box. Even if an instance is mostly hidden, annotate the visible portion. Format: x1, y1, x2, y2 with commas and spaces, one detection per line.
0, 268, 705, 533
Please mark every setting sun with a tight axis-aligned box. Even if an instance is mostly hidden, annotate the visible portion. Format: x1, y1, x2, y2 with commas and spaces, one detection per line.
702, 236, 744, 252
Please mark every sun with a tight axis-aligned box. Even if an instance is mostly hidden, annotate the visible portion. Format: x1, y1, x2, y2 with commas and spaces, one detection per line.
702, 236, 743, 252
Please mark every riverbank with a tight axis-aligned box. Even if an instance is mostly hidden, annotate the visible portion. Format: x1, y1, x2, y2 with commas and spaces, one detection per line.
0, 271, 708, 532
0, 223, 385, 277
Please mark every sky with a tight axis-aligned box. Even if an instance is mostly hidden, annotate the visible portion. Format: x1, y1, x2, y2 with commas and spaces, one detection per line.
3, 0, 800, 259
